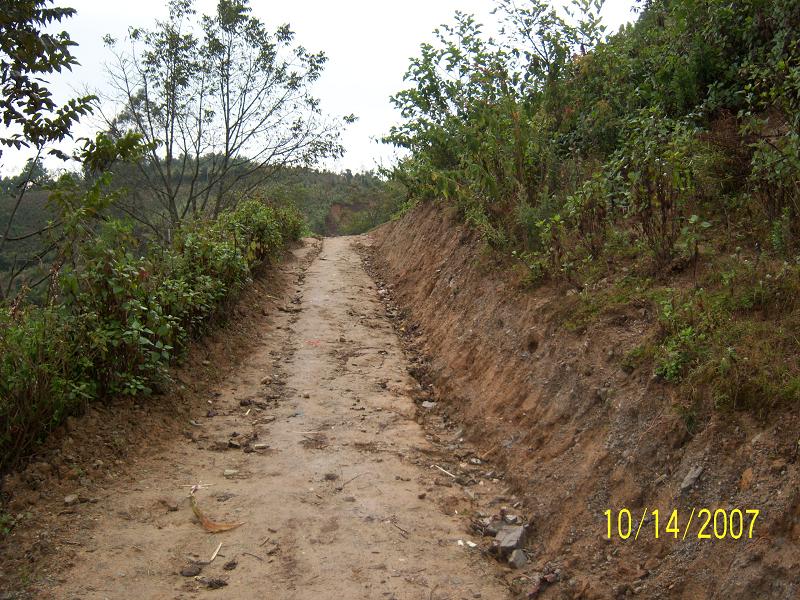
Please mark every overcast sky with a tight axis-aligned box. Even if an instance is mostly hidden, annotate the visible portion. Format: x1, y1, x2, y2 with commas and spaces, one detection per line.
2, 0, 639, 176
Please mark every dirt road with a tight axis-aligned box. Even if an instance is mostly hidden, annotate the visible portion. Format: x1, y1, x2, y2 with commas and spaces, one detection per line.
43, 237, 509, 599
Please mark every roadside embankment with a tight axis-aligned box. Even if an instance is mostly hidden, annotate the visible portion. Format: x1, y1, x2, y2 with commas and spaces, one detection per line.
367, 201, 800, 599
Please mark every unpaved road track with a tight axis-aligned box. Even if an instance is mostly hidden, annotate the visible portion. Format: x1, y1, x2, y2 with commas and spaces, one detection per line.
46, 237, 508, 599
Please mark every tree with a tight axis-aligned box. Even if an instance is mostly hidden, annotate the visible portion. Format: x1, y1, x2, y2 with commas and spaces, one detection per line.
493, 0, 606, 94
0, 157, 51, 195
103, 0, 353, 236
0, 0, 94, 156
0, 0, 96, 300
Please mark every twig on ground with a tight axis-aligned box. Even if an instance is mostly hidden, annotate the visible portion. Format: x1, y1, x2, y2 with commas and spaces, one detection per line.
336, 473, 364, 490
391, 522, 410, 538
242, 552, 263, 562
189, 488, 245, 533
433, 464, 457, 479
194, 542, 223, 566
207, 542, 222, 564
480, 444, 498, 460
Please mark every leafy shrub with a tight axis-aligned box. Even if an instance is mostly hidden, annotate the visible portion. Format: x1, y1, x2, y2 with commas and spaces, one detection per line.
656, 325, 705, 382
610, 111, 703, 266
0, 199, 303, 472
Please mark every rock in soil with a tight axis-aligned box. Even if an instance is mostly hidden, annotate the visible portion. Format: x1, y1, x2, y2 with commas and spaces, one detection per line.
484, 520, 505, 537
199, 577, 228, 589
508, 549, 528, 569
680, 465, 704, 492
495, 525, 526, 557
180, 563, 203, 577
223, 559, 238, 571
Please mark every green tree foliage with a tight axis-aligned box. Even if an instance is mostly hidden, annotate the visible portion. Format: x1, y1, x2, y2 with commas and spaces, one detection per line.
0, 157, 51, 195
0, 0, 97, 300
387, 0, 800, 265
0, 0, 94, 154
0, 0, 311, 473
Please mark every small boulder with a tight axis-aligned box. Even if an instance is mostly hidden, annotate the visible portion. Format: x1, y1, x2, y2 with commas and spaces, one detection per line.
495, 525, 526, 557
484, 520, 505, 537
63, 494, 79, 507
680, 465, 704, 492
180, 563, 202, 577
508, 549, 528, 569
223, 559, 238, 571
200, 577, 228, 589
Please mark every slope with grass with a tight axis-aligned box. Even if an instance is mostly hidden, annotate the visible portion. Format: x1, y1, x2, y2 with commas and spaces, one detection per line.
383, 0, 800, 416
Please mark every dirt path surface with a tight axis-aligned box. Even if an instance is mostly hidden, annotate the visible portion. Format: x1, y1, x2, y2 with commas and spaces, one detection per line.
42, 237, 509, 600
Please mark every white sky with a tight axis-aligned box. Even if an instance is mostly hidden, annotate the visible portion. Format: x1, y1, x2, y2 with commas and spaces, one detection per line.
1, 0, 638, 176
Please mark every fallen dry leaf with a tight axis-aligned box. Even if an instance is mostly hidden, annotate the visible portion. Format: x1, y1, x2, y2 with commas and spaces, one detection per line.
190, 492, 244, 533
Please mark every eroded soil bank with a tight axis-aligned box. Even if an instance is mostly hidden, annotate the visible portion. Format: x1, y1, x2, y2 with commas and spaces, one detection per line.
367, 202, 800, 599
1, 237, 540, 599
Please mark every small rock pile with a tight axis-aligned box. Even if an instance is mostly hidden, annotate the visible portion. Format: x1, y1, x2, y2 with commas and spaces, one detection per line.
473, 510, 529, 569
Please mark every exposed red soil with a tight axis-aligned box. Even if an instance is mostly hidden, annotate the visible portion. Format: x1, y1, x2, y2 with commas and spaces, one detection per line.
366, 201, 800, 599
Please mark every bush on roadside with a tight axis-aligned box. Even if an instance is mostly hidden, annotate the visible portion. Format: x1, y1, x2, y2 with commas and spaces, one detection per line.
0, 199, 303, 473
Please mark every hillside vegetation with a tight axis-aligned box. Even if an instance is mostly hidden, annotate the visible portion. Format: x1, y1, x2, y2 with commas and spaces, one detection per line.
0, 196, 303, 471
386, 0, 800, 418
